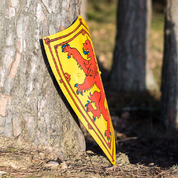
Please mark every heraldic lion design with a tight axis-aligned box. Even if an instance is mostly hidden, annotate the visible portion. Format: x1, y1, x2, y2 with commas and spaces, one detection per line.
61, 38, 111, 141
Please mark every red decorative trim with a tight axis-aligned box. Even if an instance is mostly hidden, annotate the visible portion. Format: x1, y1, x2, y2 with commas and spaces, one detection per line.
88, 123, 93, 130
55, 29, 90, 48
46, 18, 90, 45
44, 38, 50, 45
64, 73, 71, 82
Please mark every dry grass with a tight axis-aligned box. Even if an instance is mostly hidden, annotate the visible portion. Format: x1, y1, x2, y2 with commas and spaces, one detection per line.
0, 137, 177, 178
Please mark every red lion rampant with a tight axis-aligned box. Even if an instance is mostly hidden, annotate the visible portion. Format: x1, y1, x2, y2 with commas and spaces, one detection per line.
62, 39, 111, 140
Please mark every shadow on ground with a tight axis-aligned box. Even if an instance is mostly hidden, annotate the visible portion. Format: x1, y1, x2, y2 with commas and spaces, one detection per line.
84, 62, 178, 169
84, 97, 178, 168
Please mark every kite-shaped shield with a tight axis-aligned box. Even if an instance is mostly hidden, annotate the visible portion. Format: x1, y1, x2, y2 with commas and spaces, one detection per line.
42, 15, 116, 165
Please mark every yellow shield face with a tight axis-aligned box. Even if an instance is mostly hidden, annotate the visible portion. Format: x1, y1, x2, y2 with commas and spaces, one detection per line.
42, 15, 116, 165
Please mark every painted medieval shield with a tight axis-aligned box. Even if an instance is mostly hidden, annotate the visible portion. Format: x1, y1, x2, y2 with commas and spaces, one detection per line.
42, 15, 116, 165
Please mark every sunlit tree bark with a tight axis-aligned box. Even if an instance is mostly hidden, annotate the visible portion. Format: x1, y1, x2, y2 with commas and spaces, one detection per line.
0, 0, 85, 159
81, 0, 87, 20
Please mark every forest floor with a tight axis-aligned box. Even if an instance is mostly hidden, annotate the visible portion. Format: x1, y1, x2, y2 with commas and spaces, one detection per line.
0, 119, 178, 178
1, 1, 177, 178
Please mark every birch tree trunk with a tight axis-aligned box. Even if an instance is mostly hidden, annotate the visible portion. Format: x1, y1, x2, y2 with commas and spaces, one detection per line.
110, 0, 150, 92
160, 0, 178, 130
0, 0, 85, 159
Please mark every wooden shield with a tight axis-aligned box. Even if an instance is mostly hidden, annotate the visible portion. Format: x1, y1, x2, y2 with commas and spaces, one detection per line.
42, 15, 116, 165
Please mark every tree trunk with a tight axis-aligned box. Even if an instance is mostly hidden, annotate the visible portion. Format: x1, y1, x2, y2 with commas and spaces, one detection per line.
0, 0, 85, 159
110, 0, 149, 92
81, 0, 87, 20
160, 0, 178, 130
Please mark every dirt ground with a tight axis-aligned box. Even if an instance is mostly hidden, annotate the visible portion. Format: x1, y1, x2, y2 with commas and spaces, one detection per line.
0, 133, 178, 178
0, 113, 178, 178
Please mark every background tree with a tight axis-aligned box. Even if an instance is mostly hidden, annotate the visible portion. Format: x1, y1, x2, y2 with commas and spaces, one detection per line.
0, 0, 85, 159
81, 0, 87, 20
160, 0, 178, 130
110, 0, 153, 92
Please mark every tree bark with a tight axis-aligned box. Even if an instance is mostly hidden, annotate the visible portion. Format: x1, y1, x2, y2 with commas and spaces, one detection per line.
0, 0, 85, 159
81, 0, 87, 20
160, 0, 178, 130
110, 0, 149, 92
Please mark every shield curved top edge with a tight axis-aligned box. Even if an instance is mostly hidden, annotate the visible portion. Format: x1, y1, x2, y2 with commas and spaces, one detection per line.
43, 15, 89, 43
